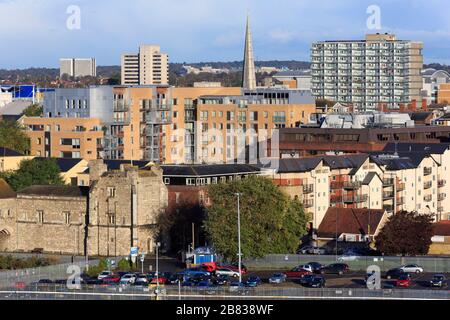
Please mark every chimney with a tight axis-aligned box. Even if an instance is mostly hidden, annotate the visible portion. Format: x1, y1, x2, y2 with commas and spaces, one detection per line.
422, 99, 428, 111
410, 100, 417, 111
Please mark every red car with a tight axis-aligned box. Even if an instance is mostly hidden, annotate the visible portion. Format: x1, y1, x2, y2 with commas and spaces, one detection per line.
396, 274, 412, 287
201, 262, 218, 272
285, 267, 312, 278
102, 274, 121, 284
150, 276, 168, 285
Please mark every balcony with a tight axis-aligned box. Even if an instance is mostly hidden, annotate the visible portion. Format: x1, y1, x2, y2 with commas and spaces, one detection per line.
330, 182, 344, 189
383, 191, 395, 199
330, 195, 343, 204
383, 178, 395, 187
438, 193, 447, 202
438, 180, 446, 188
438, 207, 444, 213
303, 185, 314, 194
343, 195, 368, 203
424, 195, 432, 202
397, 197, 405, 205
424, 181, 433, 190
424, 167, 432, 176
384, 205, 394, 212
303, 200, 314, 208
396, 182, 405, 191
343, 182, 362, 189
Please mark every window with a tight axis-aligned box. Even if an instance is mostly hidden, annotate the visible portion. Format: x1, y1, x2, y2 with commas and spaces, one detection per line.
186, 178, 195, 186
37, 210, 44, 224
164, 178, 170, 185
64, 212, 70, 225
109, 214, 115, 224
107, 187, 116, 198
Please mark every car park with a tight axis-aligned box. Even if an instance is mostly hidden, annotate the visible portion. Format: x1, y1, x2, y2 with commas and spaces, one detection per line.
320, 263, 349, 275
399, 264, 423, 274
396, 274, 412, 287
430, 274, 447, 288
269, 273, 287, 284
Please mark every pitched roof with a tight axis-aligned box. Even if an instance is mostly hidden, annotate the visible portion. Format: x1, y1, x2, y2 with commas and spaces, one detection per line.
382, 143, 450, 155
33, 157, 84, 173
317, 208, 386, 238
409, 112, 433, 122
370, 155, 418, 170
0, 147, 23, 157
161, 164, 261, 177
18, 185, 89, 198
0, 179, 16, 199
362, 172, 381, 185
277, 158, 322, 173
322, 154, 369, 170
433, 221, 450, 237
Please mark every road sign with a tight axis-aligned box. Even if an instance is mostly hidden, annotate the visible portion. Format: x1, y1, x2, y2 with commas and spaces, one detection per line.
140, 255, 145, 263
130, 247, 139, 257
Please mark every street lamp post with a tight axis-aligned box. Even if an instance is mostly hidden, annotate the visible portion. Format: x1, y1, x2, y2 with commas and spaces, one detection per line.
235, 193, 242, 284
156, 242, 161, 296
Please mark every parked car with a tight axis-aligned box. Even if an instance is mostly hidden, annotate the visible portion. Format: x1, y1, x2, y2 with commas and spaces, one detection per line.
320, 263, 349, 275
168, 273, 185, 285
307, 262, 325, 273
212, 275, 229, 286
430, 274, 447, 288
298, 246, 326, 255
150, 275, 168, 285
221, 264, 248, 275
396, 274, 412, 287
97, 271, 113, 280
269, 273, 287, 284
102, 274, 121, 284
120, 273, 137, 285
399, 264, 423, 274
182, 279, 196, 287
338, 253, 360, 262
285, 266, 312, 278
229, 281, 250, 294
38, 279, 53, 284
215, 268, 240, 278
385, 268, 405, 280
184, 268, 211, 278
245, 276, 262, 287
135, 274, 149, 284
303, 275, 326, 288
201, 262, 218, 273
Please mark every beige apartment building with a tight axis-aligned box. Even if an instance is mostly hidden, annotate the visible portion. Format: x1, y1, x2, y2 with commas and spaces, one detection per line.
121, 45, 169, 85
21, 117, 104, 160
272, 145, 450, 228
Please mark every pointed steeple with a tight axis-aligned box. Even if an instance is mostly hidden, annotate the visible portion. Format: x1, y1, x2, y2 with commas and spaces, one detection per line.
242, 14, 257, 90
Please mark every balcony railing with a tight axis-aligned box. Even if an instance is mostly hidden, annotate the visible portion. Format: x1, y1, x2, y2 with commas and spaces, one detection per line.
396, 182, 406, 191
383, 191, 395, 199
424, 195, 432, 202
343, 182, 362, 189
438, 180, 446, 188
383, 178, 395, 187
303, 200, 314, 208
343, 195, 368, 203
438, 193, 447, 202
384, 205, 394, 212
330, 196, 343, 204
424, 181, 432, 190
303, 185, 314, 194
424, 167, 432, 176
397, 197, 405, 205
330, 182, 344, 189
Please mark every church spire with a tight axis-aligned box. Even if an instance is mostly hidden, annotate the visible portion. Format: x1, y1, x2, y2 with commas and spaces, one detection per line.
242, 14, 256, 90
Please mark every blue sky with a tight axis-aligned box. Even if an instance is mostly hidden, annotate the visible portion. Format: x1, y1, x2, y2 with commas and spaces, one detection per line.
1, 0, 450, 68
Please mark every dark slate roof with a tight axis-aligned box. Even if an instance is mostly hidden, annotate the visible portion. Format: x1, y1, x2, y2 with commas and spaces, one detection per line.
0, 179, 16, 199
370, 151, 431, 167
434, 221, 450, 237
409, 112, 432, 121
382, 143, 450, 155
0, 147, 23, 157
0, 114, 23, 122
104, 160, 151, 171
370, 155, 418, 170
322, 154, 369, 170
362, 172, 380, 185
18, 185, 89, 197
277, 158, 322, 173
317, 208, 386, 238
33, 158, 84, 173
160, 164, 261, 177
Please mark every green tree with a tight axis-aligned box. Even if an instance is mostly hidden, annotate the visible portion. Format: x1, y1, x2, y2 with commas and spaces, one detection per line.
375, 211, 435, 256
204, 176, 310, 262
22, 104, 43, 117
1, 158, 65, 191
0, 120, 30, 154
